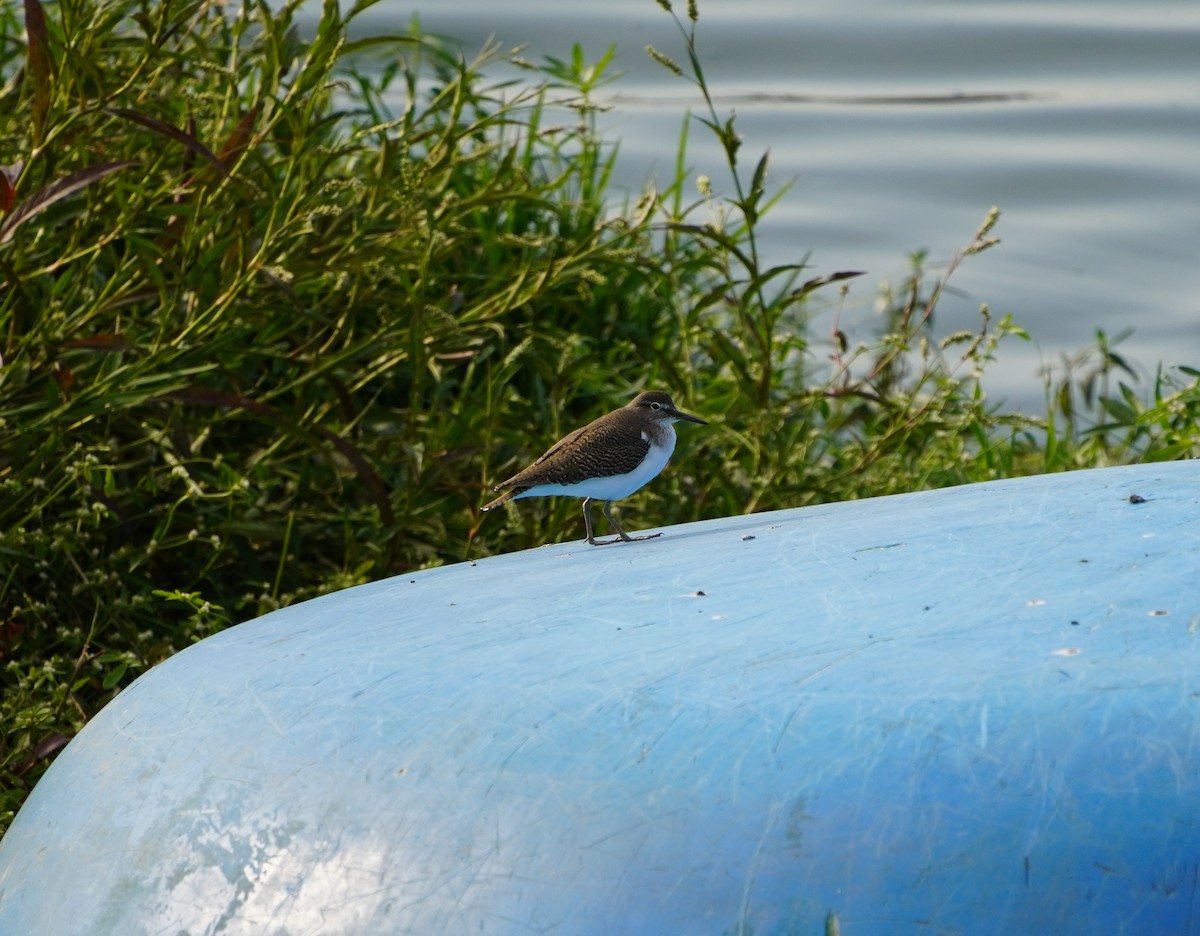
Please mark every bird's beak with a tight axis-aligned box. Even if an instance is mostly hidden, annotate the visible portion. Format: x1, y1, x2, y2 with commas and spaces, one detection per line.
674, 408, 708, 426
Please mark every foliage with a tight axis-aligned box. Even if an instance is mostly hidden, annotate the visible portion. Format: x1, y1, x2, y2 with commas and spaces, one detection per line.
1, 0, 1196, 836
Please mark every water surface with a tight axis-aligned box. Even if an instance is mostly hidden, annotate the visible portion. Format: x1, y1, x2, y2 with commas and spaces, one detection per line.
355, 0, 1200, 408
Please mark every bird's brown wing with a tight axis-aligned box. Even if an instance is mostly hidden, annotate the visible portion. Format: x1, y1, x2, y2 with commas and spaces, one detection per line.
529, 424, 590, 467
494, 412, 650, 490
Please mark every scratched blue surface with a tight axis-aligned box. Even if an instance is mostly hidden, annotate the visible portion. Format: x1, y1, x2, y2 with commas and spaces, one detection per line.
1, 462, 1198, 934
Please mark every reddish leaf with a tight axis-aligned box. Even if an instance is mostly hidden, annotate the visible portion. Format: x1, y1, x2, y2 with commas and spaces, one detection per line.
217, 105, 260, 166
33, 732, 70, 761
12, 732, 71, 777
107, 108, 228, 178
0, 173, 14, 213
164, 386, 273, 417
24, 0, 53, 142
61, 334, 133, 352
184, 105, 261, 189
0, 161, 135, 247
1, 162, 25, 213
51, 361, 74, 397
0, 618, 27, 650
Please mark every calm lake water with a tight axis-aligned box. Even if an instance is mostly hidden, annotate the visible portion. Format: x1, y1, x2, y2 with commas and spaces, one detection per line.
347, 0, 1200, 410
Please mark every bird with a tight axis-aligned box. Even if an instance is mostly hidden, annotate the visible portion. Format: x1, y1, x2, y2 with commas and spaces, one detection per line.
483, 390, 708, 545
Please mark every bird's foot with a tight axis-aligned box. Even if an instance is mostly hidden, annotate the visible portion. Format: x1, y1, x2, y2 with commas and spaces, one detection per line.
586, 532, 662, 546
587, 535, 623, 546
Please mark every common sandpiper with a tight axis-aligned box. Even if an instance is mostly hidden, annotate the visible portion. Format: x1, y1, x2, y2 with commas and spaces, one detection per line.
483, 390, 708, 545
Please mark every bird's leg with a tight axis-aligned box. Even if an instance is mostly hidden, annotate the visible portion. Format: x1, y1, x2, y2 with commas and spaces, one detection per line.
601, 500, 661, 544
582, 498, 661, 546
583, 497, 596, 544
583, 497, 621, 546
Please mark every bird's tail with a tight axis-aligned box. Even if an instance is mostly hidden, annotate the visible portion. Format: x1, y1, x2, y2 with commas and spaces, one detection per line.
482, 487, 518, 511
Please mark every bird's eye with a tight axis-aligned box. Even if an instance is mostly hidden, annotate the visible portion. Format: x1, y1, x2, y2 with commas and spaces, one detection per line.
650, 402, 661, 410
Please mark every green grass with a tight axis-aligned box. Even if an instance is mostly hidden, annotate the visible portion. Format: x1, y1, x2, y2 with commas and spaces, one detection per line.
1, 0, 1196, 837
